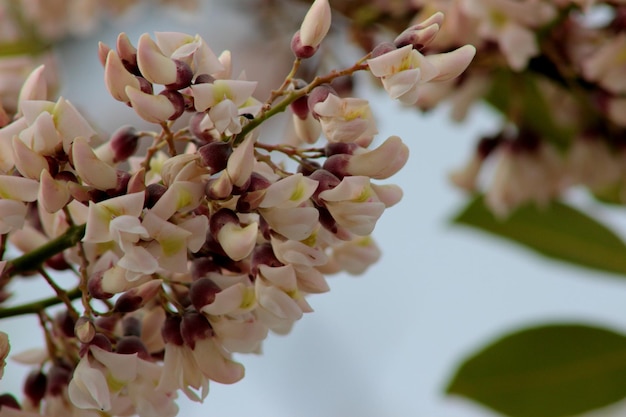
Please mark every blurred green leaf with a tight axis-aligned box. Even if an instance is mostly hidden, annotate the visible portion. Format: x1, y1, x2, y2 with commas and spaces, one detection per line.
446, 324, 626, 417
453, 196, 626, 276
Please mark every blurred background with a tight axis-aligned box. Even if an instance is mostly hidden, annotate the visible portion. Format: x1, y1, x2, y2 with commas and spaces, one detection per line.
3, 2, 626, 416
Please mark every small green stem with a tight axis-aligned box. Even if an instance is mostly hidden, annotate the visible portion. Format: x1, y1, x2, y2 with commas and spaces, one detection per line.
0, 287, 82, 319
2, 224, 86, 279
39, 268, 79, 320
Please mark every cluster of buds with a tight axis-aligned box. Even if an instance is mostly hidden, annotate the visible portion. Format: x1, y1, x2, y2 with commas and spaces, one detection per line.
0, 1, 475, 416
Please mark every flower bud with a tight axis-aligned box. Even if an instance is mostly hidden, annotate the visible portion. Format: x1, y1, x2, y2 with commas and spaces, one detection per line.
55, 310, 76, 338
198, 141, 232, 173
295, 0, 331, 57
116, 335, 150, 360
116, 32, 139, 75
23, 370, 47, 406
88, 270, 114, 300
144, 183, 167, 209
180, 311, 213, 349
122, 316, 142, 337
0, 393, 20, 409
110, 126, 140, 163
46, 364, 71, 397
371, 42, 397, 58
165, 59, 194, 90
75, 316, 96, 344
307, 85, 336, 119
113, 279, 163, 313
189, 277, 222, 310
159, 90, 185, 120
161, 315, 184, 346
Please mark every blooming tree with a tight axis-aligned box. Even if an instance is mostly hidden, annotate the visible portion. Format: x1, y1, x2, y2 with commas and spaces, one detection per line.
0, 1, 476, 416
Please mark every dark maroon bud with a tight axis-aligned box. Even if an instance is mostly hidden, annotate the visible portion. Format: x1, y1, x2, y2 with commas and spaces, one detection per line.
88, 271, 114, 300
159, 90, 185, 120
113, 291, 143, 313
136, 76, 153, 95
325, 142, 359, 157
46, 364, 71, 397
89, 333, 113, 353
371, 42, 397, 58
251, 243, 282, 276
87, 188, 109, 203
210, 208, 239, 237
122, 316, 142, 337
116, 335, 150, 360
189, 277, 221, 310
190, 257, 220, 280
162, 315, 184, 346
318, 205, 338, 233
322, 154, 350, 178
23, 370, 47, 406
194, 73, 215, 84
110, 126, 140, 163
309, 169, 341, 204
107, 170, 131, 196
307, 85, 336, 119
145, 183, 167, 209
43, 156, 59, 177
180, 311, 213, 349
45, 253, 71, 271
290, 95, 310, 120
291, 31, 318, 59
165, 59, 194, 90
231, 175, 251, 195
190, 112, 216, 143
54, 170, 78, 183
198, 141, 232, 173
0, 393, 20, 409
95, 316, 118, 333
55, 310, 76, 338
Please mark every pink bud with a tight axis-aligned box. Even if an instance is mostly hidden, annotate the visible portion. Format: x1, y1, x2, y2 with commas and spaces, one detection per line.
299, 0, 331, 50
116, 32, 138, 74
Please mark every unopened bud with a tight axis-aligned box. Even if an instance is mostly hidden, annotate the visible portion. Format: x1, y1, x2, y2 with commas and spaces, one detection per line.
144, 183, 167, 209
371, 42, 397, 59
297, 0, 331, 53
23, 370, 46, 406
110, 126, 140, 163
159, 90, 185, 120
55, 310, 76, 338
309, 169, 341, 205
88, 270, 114, 300
116, 32, 139, 75
113, 279, 163, 313
198, 141, 232, 173
162, 315, 184, 346
290, 95, 310, 120
307, 85, 336, 119
75, 316, 96, 344
116, 335, 150, 360
180, 311, 213, 349
46, 364, 71, 397
189, 277, 222, 310
122, 316, 142, 337
165, 59, 194, 90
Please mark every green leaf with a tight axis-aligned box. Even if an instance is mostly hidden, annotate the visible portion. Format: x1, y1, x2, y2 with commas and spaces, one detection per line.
453, 196, 626, 277
446, 324, 626, 417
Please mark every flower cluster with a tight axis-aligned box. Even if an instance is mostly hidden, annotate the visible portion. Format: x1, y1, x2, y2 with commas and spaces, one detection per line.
0, 1, 474, 416
316, 0, 626, 217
